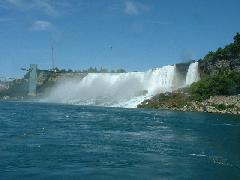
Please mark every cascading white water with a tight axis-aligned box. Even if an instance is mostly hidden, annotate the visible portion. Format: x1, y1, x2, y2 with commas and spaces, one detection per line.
185, 62, 200, 85
44, 65, 176, 108
44, 62, 200, 108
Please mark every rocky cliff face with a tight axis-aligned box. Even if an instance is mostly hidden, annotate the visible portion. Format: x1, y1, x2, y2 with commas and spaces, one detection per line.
174, 62, 192, 87
0, 71, 88, 99
199, 58, 240, 76
0, 78, 28, 99
37, 71, 87, 95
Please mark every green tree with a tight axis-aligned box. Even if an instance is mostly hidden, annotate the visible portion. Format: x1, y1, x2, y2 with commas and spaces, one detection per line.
234, 32, 240, 44
203, 51, 215, 61
190, 71, 240, 101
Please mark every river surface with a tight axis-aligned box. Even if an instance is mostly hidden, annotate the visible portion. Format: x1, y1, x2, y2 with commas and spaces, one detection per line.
0, 101, 239, 179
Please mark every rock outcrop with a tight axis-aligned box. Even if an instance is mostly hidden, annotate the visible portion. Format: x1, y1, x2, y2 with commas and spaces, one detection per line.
180, 96, 240, 115
138, 94, 240, 115
199, 58, 240, 76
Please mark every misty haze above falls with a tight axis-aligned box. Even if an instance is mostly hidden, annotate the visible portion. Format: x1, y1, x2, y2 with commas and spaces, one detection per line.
44, 62, 200, 108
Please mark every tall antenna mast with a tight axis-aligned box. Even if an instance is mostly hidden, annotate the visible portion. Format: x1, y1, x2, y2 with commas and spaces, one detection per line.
51, 46, 55, 69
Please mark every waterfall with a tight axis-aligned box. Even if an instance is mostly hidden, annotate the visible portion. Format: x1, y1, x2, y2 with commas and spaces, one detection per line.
44, 63, 200, 108
44, 65, 177, 108
185, 62, 200, 85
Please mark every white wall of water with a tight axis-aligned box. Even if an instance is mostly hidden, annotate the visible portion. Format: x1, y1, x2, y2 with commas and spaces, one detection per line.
185, 62, 200, 85
44, 62, 200, 108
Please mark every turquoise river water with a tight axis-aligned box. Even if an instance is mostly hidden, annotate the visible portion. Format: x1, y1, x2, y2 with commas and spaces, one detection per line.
0, 101, 239, 179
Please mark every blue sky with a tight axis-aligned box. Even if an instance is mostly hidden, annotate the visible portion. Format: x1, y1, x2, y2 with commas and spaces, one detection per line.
0, 0, 240, 77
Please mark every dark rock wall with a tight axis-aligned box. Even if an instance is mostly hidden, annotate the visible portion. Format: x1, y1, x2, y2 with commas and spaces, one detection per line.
199, 58, 240, 76
37, 71, 88, 95
174, 62, 192, 88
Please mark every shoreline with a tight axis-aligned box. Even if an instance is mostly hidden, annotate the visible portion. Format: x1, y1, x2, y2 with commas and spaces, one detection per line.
1, 95, 239, 116
138, 95, 240, 116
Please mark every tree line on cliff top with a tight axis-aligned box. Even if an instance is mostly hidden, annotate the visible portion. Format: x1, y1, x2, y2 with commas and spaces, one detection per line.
190, 33, 240, 101
203, 33, 240, 62
53, 67, 127, 73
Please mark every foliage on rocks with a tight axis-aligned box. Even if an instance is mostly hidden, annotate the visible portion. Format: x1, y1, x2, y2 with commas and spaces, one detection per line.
190, 71, 240, 101
203, 33, 240, 62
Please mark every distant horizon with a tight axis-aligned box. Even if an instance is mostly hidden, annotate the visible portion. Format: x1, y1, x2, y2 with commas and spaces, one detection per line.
7, 59, 198, 80
0, 0, 240, 78
0, 33, 236, 79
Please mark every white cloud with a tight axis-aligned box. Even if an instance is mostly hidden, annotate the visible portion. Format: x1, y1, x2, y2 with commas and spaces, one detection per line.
33, 0, 58, 16
124, 1, 150, 16
124, 1, 139, 15
32, 20, 52, 31
2, 0, 59, 16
